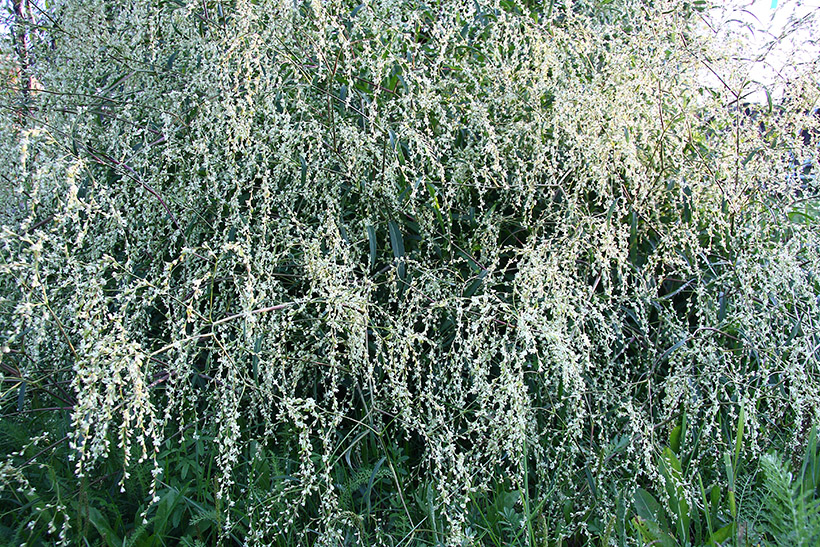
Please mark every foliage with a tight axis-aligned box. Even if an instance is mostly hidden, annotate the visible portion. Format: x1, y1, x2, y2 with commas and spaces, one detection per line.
755, 427, 820, 546
0, 0, 818, 545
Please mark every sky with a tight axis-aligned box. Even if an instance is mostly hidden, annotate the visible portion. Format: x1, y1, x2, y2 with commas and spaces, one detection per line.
709, 0, 820, 102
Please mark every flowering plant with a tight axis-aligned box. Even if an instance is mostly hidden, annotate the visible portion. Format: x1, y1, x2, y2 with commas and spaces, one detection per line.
1, 0, 818, 544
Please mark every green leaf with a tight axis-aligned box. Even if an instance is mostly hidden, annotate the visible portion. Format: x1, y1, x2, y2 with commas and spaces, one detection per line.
166, 50, 178, 71
786, 315, 802, 344
742, 148, 760, 166
388, 128, 397, 151
364, 456, 386, 516
463, 269, 487, 298
366, 224, 377, 270
734, 405, 746, 473
718, 291, 727, 323
606, 197, 620, 225
388, 220, 404, 260
634, 488, 669, 531
154, 487, 183, 536
16, 381, 25, 413
658, 278, 694, 301
724, 452, 737, 519
171, 505, 183, 529
660, 447, 690, 544
670, 425, 682, 455
800, 426, 819, 495
388, 220, 406, 285
425, 181, 445, 230
655, 337, 688, 367
87, 507, 123, 547
698, 473, 715, 542
632, 516, 679, 547
709, 523, 734, 545
709, 484, 721, 525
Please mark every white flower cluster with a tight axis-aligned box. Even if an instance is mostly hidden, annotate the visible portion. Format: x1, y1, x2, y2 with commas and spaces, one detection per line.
1, 0, 818, 543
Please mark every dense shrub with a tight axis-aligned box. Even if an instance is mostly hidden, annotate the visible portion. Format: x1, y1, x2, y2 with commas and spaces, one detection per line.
1, 0, 818, 544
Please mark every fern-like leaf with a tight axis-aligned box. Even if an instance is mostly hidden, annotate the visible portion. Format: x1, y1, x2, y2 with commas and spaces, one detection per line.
124, 519, 150, 547
759, 452, 820, 546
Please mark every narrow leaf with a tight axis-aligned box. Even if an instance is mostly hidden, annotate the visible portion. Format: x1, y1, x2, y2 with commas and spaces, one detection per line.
734, 405, 745, 472
388, 220, 404, 259
655, 337, 689, 367
366, 224, 377, 270
17, 381, 25, 413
